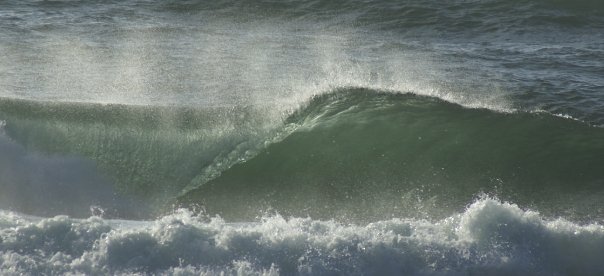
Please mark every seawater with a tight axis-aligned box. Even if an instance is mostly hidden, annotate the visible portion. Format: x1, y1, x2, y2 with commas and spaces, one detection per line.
1, 0, 603, 274
2, 198, 604, 275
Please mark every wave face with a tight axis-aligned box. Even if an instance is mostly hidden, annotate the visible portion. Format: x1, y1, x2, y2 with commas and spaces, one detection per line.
178, 88, 604, 222
0, 97, 281, 219
2, 198, 604, 275
2, 88, 604, 222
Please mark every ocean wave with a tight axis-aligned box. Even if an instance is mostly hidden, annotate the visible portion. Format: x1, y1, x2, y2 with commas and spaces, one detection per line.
180, 88, 604, 222
2, 88, 603, 221
1, 198, 603, 275
0, 97, 280, 218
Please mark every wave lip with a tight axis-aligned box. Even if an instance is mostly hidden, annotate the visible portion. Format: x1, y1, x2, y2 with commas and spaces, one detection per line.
1, 198, 604, 275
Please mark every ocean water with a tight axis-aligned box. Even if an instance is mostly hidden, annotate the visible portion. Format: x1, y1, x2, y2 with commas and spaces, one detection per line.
1, 0, 604, 274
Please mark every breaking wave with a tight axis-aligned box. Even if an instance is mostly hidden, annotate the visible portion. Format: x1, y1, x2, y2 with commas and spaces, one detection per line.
1, 198, 604, 275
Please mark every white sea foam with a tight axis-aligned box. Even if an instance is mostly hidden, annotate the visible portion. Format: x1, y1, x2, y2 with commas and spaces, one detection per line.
1, 198, 603, 275
531, 109, 595, 126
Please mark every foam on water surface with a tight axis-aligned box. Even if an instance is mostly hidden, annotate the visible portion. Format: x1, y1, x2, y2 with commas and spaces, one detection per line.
1, 198, 603, 275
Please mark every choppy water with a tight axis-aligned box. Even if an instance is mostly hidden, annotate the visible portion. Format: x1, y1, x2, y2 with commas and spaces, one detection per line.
1, 0, 603, 274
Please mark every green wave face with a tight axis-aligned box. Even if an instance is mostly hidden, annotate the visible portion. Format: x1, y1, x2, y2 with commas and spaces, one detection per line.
2, 88, 604, 222
0, 98, 277, 218
180, 88, 604, 222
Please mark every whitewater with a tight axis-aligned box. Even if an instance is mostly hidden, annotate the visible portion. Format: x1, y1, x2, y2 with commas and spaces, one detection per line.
1, 198, 604, 275
1, 0, 604, 275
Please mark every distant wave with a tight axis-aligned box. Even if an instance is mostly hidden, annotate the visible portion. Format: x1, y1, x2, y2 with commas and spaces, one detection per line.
158, 0, 604, 32
5, 0, 602, 33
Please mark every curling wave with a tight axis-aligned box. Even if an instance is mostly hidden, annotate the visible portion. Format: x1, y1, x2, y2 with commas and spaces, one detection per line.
1, 88, 604, 222
180, 88, 604, 222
